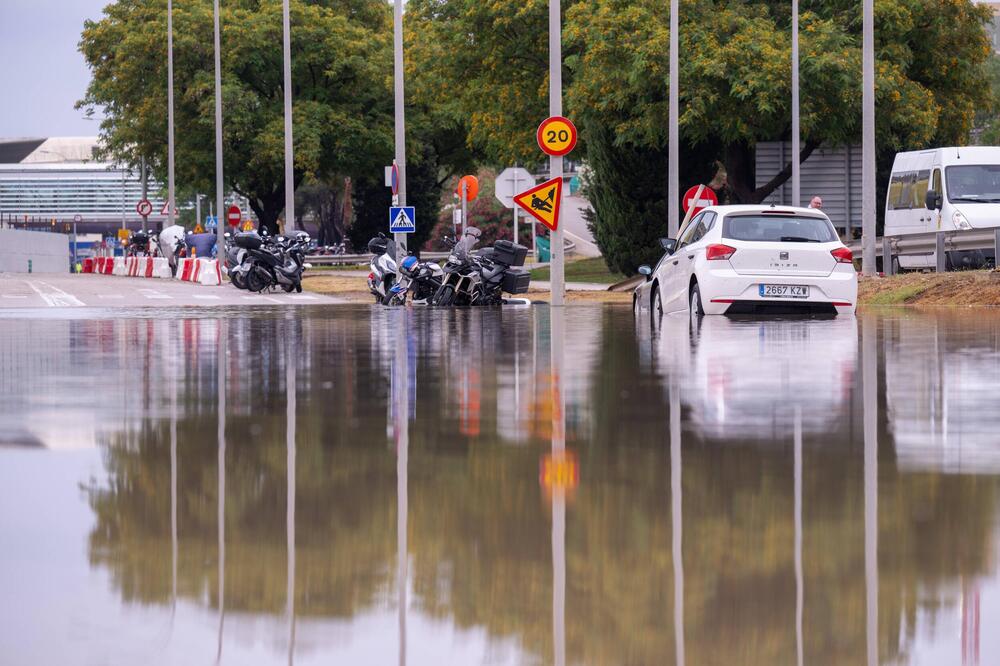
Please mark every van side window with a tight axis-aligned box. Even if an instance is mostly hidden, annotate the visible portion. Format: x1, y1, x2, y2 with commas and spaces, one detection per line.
912, 170, 930, 208
931, 169, 942, 195
888, 173, 909, 210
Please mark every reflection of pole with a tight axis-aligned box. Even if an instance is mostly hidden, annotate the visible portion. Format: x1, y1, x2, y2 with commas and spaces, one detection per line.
217, 319, 227, 663
286, 336, 297, 665
394, 309, 409, 666
550, 306, 566, 666
670, 378, 684, 666
863, 315, 878, 666
794, 407, 803, 666
170, 323, 178, 617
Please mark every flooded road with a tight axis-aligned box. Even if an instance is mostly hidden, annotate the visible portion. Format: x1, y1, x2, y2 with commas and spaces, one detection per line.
2, 305, 1000, 665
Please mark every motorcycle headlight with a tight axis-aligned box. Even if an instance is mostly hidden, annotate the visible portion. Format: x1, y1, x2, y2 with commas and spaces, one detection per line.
952, 210, 973, 230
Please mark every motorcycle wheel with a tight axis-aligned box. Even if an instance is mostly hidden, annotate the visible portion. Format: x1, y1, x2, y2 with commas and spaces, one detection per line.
281, 283, 295, 293
231, 271, 248, 290
246, 267, 270, 293
432, 285, 456, 306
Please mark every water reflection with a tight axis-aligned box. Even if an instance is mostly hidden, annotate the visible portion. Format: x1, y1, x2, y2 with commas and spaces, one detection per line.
1, 307, 1000, 664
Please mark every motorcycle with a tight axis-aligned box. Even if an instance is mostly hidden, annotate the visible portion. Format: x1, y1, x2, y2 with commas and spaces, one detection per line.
386, 253, 444, 306
157, 224, 188, 276
430, 228, 531, 306
126, 231, 152, 257
230, 230, 311, 293
224, 231, 250, 290
366, 233, 398, 304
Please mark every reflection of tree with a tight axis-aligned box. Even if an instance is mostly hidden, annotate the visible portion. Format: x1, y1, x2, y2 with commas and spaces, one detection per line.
83, 312, 999, 665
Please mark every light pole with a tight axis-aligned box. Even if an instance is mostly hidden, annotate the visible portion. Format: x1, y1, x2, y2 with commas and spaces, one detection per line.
791, 0, 801, 207
282, 0, 295, 233
549, 0, 565, 305
167, 0, 176, 227
214, 0, 226, 263
393, 0, 408, 266
861, 0, 876, 275
668, 0, 679, 237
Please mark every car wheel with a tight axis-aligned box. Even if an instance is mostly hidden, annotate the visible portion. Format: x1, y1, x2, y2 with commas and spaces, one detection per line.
651, 286, 663, 316
633, 294, 641, 317
689, 283, 704, 319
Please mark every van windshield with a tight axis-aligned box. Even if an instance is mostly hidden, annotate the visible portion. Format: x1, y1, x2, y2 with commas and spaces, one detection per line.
723, 215, 838, 243
945, 165, 1000, 202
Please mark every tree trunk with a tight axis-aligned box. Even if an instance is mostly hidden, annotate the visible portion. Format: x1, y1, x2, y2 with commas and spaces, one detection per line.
248, 191, 283, 236
723, 139, 821, 204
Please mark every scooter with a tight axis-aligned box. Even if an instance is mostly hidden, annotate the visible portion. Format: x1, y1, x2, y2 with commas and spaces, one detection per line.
367, 233, 398, 304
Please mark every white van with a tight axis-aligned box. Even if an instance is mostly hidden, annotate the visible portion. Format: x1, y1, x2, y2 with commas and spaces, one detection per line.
884, 146, 1000, 269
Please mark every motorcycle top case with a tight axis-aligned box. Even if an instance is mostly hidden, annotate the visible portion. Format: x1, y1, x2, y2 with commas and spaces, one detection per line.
492, 240, 529, 267
501, 267, 531, 294
234, 232, 263, 250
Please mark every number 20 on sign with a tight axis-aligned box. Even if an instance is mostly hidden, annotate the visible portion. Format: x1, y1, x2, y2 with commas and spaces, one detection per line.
537, 116, 578, 157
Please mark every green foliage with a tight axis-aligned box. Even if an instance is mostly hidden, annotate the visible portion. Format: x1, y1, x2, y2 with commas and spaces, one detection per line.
426, 171, 534, 252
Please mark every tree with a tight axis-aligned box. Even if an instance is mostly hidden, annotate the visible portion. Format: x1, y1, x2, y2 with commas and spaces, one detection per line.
78, 0, 394, 234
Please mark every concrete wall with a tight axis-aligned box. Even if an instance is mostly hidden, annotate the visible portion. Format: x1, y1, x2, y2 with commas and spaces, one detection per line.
0, 229, 69, 273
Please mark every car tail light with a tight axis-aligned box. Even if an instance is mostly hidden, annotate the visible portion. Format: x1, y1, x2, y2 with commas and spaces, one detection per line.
831, 247, 853, 264
706, 244, 736, 261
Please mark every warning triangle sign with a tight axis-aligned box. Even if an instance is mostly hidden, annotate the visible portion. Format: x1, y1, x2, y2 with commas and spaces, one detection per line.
513, 177, 562, 232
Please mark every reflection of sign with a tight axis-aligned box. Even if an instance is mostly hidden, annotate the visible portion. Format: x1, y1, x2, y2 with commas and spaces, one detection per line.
227, 205, 241, 226
682, 185, 718, 215
136, 199, 153, 217
514, 177, 563, 232
389, 206, 416, 233
495, 167, 534, 209
540, 450, 579, 490
537, 116, 578, 157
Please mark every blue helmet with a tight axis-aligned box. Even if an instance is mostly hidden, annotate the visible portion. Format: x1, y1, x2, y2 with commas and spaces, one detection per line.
401, 255, 418, 271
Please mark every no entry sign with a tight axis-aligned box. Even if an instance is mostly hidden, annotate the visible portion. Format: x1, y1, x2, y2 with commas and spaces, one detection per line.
682, 185, 718, 216
227, 205, 242, 226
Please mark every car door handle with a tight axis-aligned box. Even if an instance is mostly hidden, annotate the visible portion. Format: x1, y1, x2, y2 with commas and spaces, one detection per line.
687, 254, 695, 260
672, 260, 679, 265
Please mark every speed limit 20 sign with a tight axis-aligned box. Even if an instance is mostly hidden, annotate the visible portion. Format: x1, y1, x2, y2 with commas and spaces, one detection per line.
537, 116, 578, 157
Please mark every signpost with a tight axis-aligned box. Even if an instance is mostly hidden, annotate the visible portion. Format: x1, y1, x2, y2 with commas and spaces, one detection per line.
227, 205, 242, 227
389, 206, 416, 234
682, 185, 717, 216
514, 177, 563, 233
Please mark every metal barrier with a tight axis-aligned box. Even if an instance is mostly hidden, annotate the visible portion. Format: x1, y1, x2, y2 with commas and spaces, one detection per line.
305, 240, 574, 266
849, 228, 1000, 275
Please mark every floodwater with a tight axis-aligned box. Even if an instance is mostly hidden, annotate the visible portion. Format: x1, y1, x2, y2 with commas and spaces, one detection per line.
2, 304, 1000, 665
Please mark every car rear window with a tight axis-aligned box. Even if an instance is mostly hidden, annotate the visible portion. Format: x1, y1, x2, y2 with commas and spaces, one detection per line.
723, 214, 838, 243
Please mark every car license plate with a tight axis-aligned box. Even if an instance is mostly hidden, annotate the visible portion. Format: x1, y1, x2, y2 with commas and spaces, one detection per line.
759, 284, 809, 298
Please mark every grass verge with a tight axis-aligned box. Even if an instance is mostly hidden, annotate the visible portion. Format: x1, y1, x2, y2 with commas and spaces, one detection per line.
530, 256, 626, 284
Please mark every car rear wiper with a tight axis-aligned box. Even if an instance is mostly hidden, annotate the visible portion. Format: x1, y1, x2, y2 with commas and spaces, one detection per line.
780, 236, 820, 242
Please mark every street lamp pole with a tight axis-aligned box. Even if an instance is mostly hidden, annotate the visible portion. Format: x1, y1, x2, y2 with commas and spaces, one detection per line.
282, 0, 295, 233
668, 0, 679, 237
393, 0, 407, 264
214, 0, 225, 261
861, 0, 876, 275
791, 0, 800, 207
167, 0, 176, 227
549, 0, 565, 306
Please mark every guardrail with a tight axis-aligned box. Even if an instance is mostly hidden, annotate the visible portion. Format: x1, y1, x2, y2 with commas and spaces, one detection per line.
847, 228, 1000, 274
306, 238, 576, 266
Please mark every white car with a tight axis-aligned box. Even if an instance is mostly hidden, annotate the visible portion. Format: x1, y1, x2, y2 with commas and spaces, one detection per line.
634, 205, 858, 316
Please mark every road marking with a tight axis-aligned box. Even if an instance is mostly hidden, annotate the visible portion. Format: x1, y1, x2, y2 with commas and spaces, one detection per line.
144, 294, 173, 300
192, 294, 221, 300
1, 295, 28, 299
25, 280, 85, 307
97, 294, 124, 299
287, 294, 317, 300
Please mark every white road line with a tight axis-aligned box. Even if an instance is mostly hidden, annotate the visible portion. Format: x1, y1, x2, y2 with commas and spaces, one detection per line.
145, 295, 173, 299
1, 295, 28, 299
97, 294, 124, 299
192, 294, 221, 300
25, 280, 85, 307
287, 294, 318, 300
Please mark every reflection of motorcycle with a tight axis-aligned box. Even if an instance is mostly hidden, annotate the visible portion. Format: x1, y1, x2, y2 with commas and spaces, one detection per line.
367, 233, 398, 304
387, 254, 444, 306
431, 228, 531, 306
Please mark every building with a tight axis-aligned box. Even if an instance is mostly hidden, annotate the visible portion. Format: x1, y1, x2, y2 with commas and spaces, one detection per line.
983, 2, 1000, 54
0, 137, 165, 228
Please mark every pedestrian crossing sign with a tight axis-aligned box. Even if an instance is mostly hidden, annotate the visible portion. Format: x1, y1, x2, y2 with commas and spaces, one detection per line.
389, 206, 416, 233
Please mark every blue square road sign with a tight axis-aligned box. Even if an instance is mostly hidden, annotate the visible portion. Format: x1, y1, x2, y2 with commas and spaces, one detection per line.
389, 206, 416, 233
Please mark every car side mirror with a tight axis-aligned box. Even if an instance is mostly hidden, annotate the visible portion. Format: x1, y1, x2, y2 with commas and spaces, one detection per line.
925, 190, 942, 210
659, 238, 677, 254
638, 265, 652, 281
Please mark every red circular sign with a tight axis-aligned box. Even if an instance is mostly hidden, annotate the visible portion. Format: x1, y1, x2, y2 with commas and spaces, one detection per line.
682, 185, 718, 215
136, 199, 153, 217
227, 205, 242, 226
537, 116, 578, 157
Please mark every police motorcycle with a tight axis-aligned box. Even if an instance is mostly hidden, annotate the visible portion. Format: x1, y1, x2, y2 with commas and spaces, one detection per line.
386, 253, 445, 306
431, 227, 531, 306
367, 233, 398, 304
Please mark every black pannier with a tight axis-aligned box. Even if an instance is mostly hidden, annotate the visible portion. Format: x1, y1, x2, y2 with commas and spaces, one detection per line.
493, 240, 529, 266
234, 232, 263, 250
501, 267, 531, 294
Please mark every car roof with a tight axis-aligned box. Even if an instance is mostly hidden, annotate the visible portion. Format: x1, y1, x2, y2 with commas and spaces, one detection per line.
701, 204, 829, 218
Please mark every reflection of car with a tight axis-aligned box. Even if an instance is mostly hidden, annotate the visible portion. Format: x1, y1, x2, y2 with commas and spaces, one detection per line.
633, 205, 857, 316
643, 314, 858, 442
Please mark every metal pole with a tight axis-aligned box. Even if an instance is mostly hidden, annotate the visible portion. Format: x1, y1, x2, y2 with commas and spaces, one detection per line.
141, 156, 148, 233
461, 181, 467, 229
393, 0, 407, 265
121, 167, 126, 231
167, 0, 176, 227
882, 236, 893, 276
282, 0, 295, 233
196, 194, 202, 232
513, 165, 519, 244
549, 0, 565, 305
791, 0, 801, 207
214, 0, 226, 266
935, 232, 947, 273
861, 0, 876, 275
668, 0, 679, 237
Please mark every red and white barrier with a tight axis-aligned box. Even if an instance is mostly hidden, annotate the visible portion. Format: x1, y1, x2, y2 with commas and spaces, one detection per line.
85, 256, 176, 280
175, 258, 222, 286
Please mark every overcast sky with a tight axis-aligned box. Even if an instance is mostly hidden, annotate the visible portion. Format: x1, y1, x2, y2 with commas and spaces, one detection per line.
0, 0, 109, 138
